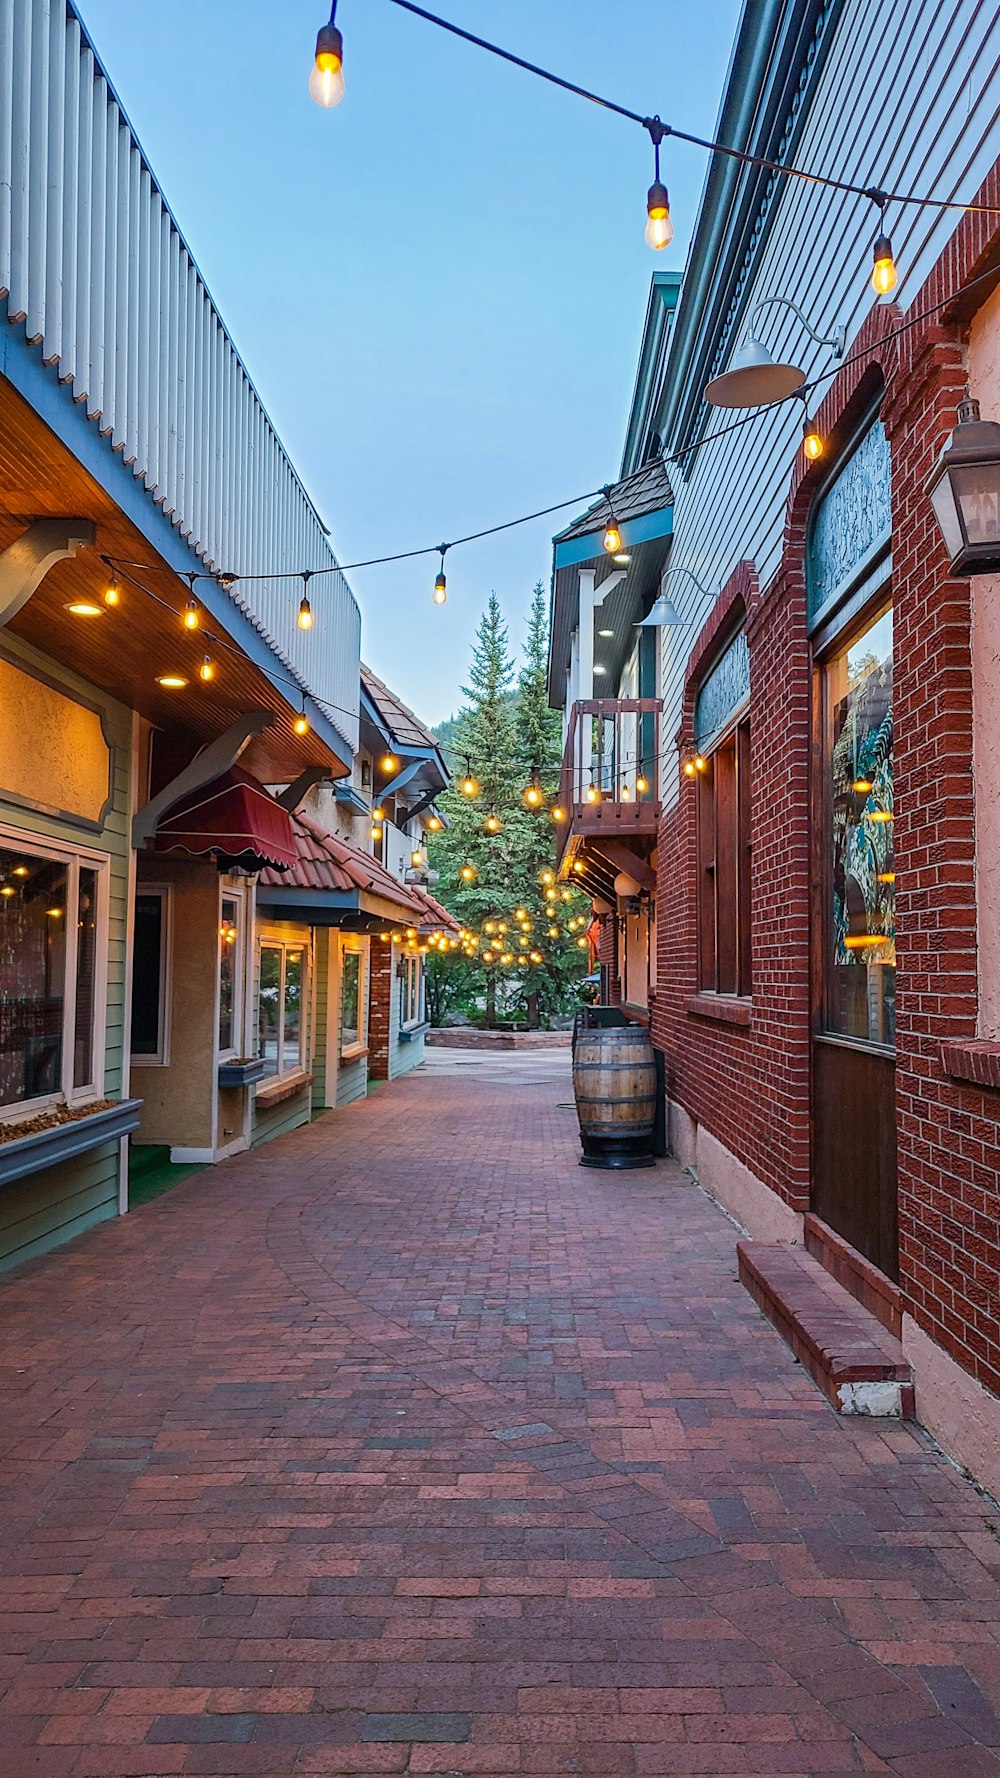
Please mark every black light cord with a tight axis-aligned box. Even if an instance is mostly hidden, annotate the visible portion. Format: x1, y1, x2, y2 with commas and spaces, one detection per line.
381, 0, 1000, 217
102, 258, 1000, 605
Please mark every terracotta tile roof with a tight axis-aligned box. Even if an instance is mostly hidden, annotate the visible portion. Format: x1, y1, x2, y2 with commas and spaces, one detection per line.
361, 663, 439, 751
259, 813, 461, 936
553, 457, 673, 546
259, 811, 423, 920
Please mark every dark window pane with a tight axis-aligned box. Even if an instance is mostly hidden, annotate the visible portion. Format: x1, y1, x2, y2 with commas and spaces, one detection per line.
0, 849, 67, 1105
826, 606, 895, 1046
74, 867, 98, 1087
131, 894, 163, 1056
341, 950, 361, 1050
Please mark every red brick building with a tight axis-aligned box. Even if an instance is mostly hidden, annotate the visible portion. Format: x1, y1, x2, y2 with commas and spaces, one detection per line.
550, 0, 1000, 1490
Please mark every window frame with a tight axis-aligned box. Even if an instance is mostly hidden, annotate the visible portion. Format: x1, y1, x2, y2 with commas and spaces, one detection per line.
340, 942, 368, 1059
0, 821, 110, 1120
815, 594, 895, 1055
401, 951, 423, 1030
130, 883, 173, 1069
217, 884, 248, 1063
695, 714, 752, 1000
256, 930, 311, 1083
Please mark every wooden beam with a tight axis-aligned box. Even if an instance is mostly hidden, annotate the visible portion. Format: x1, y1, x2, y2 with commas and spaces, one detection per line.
0, 519, 96, 626
132, 707, 275, 847
595, 839, 657, 893
276, 768, 328, 813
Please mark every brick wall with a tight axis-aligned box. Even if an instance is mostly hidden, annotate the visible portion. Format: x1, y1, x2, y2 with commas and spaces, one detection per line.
653, 156, 1000, 1400
368, 940, 394, 1081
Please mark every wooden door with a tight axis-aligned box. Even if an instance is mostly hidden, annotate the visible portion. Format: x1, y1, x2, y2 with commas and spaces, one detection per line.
812, 603, 898, 1280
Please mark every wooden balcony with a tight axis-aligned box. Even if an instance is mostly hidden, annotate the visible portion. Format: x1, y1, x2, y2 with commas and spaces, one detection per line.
557, 699, 662, 864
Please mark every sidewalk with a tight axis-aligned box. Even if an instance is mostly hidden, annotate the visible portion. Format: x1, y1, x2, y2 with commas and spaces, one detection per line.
0, 1052, 999, 1775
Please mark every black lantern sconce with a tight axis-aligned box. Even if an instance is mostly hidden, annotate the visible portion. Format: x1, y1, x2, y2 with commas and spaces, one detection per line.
926, 394, 1000, 576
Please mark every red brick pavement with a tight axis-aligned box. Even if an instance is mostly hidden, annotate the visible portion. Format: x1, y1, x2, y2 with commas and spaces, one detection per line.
1, 1050, 999, 1777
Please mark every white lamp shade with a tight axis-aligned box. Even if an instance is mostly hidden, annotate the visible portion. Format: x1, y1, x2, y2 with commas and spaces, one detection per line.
636, 595, 683, 627
704, 338, 806, 408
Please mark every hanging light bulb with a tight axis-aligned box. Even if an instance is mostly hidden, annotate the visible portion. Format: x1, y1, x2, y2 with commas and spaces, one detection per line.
484, 813, 501, 834
541, 870, 554, 885
636, 773, 648, 794
802, 413, 824, 460
684, 759, 697, 778
460, 760, 479, 798
870, 201, 898, 295
298, 572, 314, 630
586, 783, 600, 804
183, 596, 200, 630
694, 755, 707, 772
548, 925, 559, 938
484, 921, 496, 934
294, 702, 310, 736
199, 652, 215, 682
551, 804, 566, 823
621, 783, 631, 801
483, 949, 494, 964
433, 545, 448, 606
460, 864, 476, 882
523, 770, 544, 808
603, 520, 622, 557
103, 569, 120, 608
501, 951, 513, 965
309, 4, 345, 107
411, 848, 423, 868
380, 751, 398, 774
644, 117, 673, 250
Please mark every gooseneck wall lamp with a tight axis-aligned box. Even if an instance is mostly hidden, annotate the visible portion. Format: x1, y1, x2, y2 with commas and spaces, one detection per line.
636, 566, 716, 629
704, 297, 847, 409
927, 394, 1000, 576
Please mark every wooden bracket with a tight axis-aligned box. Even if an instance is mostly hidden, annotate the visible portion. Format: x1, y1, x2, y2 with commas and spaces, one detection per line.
0, 519, 97, 626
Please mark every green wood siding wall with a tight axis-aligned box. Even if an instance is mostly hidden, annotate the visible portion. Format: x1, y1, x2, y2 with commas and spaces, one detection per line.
0, 634, 132, 1271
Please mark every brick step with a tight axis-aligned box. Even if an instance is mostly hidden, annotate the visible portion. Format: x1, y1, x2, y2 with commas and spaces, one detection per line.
737, 1241, 914, 1417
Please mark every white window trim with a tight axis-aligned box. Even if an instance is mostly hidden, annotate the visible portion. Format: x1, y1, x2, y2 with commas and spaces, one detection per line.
218, 883, 248, 1063
0, 821, 110, 1122
130, 883, 173, 1068
340, 941, 368, 1060
256, 930, 311, 1083
401, 952, 423, 1030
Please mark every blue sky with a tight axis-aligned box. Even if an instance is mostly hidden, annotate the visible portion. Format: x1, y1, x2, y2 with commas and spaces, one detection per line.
79, 0, 742, 725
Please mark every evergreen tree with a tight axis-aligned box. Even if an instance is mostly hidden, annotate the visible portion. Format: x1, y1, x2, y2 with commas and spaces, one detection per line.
429, 589, 589, 1028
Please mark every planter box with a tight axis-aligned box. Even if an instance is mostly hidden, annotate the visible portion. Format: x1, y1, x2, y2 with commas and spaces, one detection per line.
0, 1099, 143, 1189
218, 1057, 268, 1089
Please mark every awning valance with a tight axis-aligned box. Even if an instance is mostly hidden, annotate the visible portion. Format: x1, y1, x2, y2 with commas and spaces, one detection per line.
153, 767, 297, 872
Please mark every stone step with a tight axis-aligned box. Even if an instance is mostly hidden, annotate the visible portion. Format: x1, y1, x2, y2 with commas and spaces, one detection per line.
737, 1240, 914, 1417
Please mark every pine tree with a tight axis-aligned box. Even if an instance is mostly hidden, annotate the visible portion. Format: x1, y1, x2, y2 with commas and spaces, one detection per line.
429, 589, 590, 1029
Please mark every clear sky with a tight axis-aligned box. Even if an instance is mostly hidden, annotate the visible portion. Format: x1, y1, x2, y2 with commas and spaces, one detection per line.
78, 0, 742, 726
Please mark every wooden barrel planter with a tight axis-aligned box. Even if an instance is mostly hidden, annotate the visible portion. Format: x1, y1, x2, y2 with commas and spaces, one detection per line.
572, 1023, 657, 1169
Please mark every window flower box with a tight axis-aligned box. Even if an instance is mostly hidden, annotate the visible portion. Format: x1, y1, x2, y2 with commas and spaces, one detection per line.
0, 1098, 143, 1189
217, 1056, 268, 1089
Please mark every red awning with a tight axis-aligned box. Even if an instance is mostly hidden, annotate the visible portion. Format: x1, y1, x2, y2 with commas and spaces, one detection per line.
153, 767, 298, 872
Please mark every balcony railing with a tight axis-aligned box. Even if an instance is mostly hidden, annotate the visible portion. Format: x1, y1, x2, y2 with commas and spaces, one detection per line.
0, 0, 360, 748
557, 698, 662, 861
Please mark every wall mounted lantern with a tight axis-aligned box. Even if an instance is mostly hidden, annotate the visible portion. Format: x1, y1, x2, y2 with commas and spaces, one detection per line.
704, 297, 846, 409
926, 395, 1000, 576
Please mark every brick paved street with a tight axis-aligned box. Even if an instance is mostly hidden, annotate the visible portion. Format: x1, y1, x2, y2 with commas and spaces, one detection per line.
2, 1052, 1000, 1777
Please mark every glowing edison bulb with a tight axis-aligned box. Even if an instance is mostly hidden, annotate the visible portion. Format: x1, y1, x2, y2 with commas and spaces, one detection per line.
645, 181, 673, 251
586, 783, 600, 804
621, 783, 631, 801
460, 864, 476, 882
460, 774, 479, 798
684, 759, 697, 778
183, 597, 200, 630
427, 815, 442, 831
298, 596, 313, 630
104, 572, 120, 608
603, 519, 622, 555
411, 849, 423, 868
433, 569, 447, 606
577, 936, 589, 950
199, 653, 215, 682
309, 18, 345, 108
635, 774, 648, 794
380, 752, 398, 774
524, 781, 543, 807
484, 921, 496, 935
694, 755, 707, 772
484, 813, 501, 834
802, 417, 824, 461
294, 712, 309, 736
871, 233, 898, 295
541, 870, 554, 885
548, 925, 559, 938
483, 949, 494, 964
530, 950, 542, 964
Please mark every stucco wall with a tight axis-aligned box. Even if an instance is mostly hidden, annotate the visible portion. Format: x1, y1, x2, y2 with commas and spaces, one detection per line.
133, 858, 219, 1152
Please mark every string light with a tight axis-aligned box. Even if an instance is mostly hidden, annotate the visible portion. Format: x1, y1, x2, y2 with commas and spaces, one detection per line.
484, 813, 501, 834
523, 770, 544, 808
434, 545, 448, 606
381, 751, 399, 773
309, 2, 345, 106
802, 414, 824, 460
551, 804, 566, 823
184, 595, 200, 630
870, 200, 898, 295
103, 570, 120, 608
428, 814, 443, 830
460, 760, 479, 797
602, 486, 622, 555
298, 572, 314, 630
635, 773, 648, 794
586, 783, 600, 804
199, 652, 216, 682
644, 117, 673, 250
294, 700, 310, 736
461, 863, 477, 881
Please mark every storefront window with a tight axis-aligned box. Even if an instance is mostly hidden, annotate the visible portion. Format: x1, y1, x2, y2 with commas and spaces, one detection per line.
131, 890, 169, 1064
341, 947, 365, 1054
258, 938, 309, 1080
0, 839, 104, 1113
402, 953, 422, 1027
218, 895, 241, 1056
696, 718, 752, 996
825, 605, 895, 1046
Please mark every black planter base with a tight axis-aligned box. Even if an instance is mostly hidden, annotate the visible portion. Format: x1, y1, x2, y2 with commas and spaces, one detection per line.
580, 1151, 656, 1170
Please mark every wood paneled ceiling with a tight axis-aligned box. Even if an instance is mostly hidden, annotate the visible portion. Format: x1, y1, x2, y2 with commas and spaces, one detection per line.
0, 377, 348, 786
